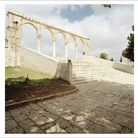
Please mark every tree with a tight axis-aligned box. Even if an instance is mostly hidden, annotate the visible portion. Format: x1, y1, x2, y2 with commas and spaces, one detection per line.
122, 25, 134, 62
102, 4, 111, 8
99, 52, 108, 60
120, 56, 122, 62
110, 57, 114, 61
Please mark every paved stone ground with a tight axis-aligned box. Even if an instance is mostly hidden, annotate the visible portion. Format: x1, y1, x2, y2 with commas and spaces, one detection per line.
5, 78, 134, 134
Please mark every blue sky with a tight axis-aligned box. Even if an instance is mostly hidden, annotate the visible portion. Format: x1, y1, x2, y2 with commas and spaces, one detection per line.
5, 4, 134, 61
60, 5, 94, 22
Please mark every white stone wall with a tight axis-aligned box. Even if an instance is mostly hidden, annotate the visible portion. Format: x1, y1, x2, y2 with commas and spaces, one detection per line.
83, 56, 134, 74
113, 62, 134, 74
124, 57, 134, 66
20, 46, 72, 83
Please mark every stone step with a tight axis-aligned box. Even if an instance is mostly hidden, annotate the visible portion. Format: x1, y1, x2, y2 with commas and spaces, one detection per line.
72, 79, 88, 85
71, 59, 129, 85
72, 77, 86, 82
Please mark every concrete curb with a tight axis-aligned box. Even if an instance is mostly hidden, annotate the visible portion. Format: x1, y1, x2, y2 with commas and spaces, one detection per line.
6, 86, 78, 110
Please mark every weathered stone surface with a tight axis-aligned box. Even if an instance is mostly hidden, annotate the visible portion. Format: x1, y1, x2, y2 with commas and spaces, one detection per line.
18, 119, 35, 132
5, 119, 18, 132
14, 114, 27, 122
5, 78, 134, 134
55, 118, 71, 129
5, 111, 10, 117
18, 107, 30, 116
113, 104, 131, 113
113, 114, 134, 129
41, 122, 55, 131
27, 126, 44, 134
61, 112, 75, 121
121, 126, 134, 134
45, 124, 67, 134
70, 116, 93, 129
5, 115, 12, 121
28, 103, 42, 110
9, 108, 21, 117
6, 126, 24, 134
88, 123, 115, 134
102, 119, 122, 132
89, 107, 117, 121
41, 111, 59, 121
65, 125, 84, 133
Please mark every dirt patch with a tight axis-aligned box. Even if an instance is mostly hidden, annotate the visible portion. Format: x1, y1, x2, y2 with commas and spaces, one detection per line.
5, 79, 76, 105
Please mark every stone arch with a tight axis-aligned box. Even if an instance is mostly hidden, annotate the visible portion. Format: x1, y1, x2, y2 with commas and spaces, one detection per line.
7, 10, 90, 66
22, 23, 38, 51
56, 31, 66, 41
42, 27, 54, 39
40, 28, 53, 56
69, 34, 77, 46
68, 36, 76, 59
56, 32, 65, 58
80, 38, 85, 45
22, 21, 38, 33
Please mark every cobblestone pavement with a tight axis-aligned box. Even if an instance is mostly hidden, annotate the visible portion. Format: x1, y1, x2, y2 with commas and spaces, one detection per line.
5, 80, 134, 134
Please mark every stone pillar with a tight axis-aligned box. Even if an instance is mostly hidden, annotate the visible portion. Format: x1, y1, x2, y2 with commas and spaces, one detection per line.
7, 23, 21, 66
53, 38, 56, 57
64, 41, 68, 59
37, 34, 41, 53
85, 45, 89, 56
75, 43, 78, 60
85, 40, 90, 56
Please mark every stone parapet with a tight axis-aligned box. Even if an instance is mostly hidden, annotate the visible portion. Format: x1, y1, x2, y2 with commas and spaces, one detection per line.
83, 56, 134, 74
20, 46, 72, 83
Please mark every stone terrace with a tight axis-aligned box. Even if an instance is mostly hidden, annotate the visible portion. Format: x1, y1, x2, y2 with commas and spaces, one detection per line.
5, 75, 134, 134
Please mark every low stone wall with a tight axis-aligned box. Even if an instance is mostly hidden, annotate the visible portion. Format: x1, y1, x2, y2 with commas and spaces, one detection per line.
113, 62, 134, 74
83, 56, 134, 74
20, 47, 72, 83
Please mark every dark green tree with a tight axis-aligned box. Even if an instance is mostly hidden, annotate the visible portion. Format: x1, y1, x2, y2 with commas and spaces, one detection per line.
122, 25, 134, 62
110, 57, 114, 61
102, 4, 111, 8
99, 52, 108, 60
120, 56, 122, 62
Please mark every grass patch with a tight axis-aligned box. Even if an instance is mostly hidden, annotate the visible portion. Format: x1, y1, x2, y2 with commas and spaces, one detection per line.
5, 67, 74, 105
5, 66, 58, 88
5, 66, 53, 80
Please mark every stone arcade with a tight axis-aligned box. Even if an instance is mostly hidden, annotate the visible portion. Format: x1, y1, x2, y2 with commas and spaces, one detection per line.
7, 10, 90, 66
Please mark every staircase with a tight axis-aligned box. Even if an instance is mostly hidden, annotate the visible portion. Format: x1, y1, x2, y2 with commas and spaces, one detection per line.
56, 58, 134, 85
72, 60, 134, 85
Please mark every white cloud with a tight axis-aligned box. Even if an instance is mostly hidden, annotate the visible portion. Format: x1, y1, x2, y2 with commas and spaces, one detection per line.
5, 4, 134, 61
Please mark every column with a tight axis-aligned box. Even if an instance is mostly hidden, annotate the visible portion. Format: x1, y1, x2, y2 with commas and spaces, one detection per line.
86, 44, 89, 56
75, 43, 78, 60
37, 34, 41, 53
7, 25, 18, 66
53, 38, 56, 57
64, 41, 68, 59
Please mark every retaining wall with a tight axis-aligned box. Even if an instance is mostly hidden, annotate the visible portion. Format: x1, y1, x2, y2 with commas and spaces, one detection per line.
83, 55, 134, 74
19, 47, 72, 83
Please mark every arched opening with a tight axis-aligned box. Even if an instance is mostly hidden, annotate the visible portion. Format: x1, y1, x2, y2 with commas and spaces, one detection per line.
22, 24, 37, 51
77, 39, 83, 60
56, 33, 65, 58
40, 29, 53, 56
68, 36, 75, 59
